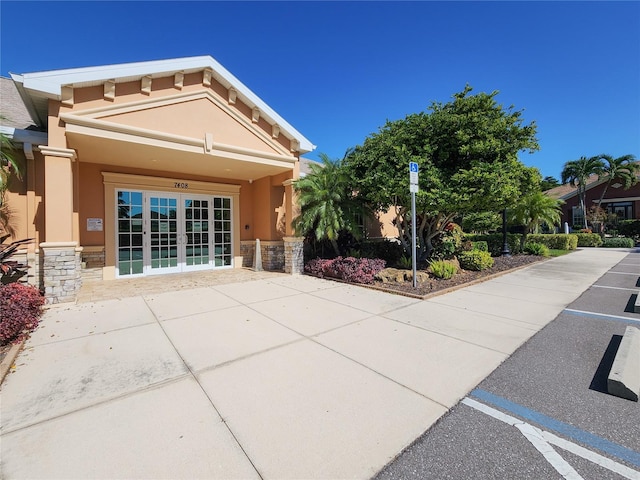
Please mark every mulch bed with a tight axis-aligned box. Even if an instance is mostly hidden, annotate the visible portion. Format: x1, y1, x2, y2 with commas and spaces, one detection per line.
374, 255, 546, 298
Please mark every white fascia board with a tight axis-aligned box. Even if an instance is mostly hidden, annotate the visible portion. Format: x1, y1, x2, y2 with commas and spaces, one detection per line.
11, 56, 316, 154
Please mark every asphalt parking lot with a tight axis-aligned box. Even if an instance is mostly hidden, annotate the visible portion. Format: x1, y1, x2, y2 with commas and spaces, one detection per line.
376, 249, 640, 480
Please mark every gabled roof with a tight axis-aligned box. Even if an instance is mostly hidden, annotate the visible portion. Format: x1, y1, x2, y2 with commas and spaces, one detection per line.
9, 56, 315, 154
545, 174, 600, 199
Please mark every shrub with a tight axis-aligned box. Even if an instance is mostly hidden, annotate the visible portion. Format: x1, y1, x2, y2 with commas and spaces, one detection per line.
464, 233, 522, 256
0, 283, 44, 345
523, 242, 550, 257
358, 239, 404, 265
602, 237, 635, 248
1, 236, 33, 283
429, 259, 458, 279
397, 255, 412, 269
458, 250, 494, 271
304, 257, 386, 284
471, 241, 488, 252
525, 234, 578, 250
574, 233, 603, 247
619, 220, 640, 239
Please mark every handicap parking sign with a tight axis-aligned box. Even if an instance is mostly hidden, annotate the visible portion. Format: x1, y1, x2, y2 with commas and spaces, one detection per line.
409, 162, 419, 173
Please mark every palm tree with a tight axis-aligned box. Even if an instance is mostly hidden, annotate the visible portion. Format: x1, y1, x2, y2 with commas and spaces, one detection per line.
0, 118, 23, 236
511, 192, 563, 245
594, 154, 639, 211
293, 153, 363, 257
561, 156, 604, 229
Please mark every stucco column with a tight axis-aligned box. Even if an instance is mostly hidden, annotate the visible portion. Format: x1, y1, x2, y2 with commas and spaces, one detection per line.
39, 146, 81, 303
40, 146, 77, 241
283, 178, 299, 237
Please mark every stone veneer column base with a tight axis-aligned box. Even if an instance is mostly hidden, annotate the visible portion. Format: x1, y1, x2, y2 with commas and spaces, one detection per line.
284, 237, 305, 274
40, 242, 83, 304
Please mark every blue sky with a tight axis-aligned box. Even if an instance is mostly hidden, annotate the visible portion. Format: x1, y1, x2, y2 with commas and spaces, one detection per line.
1, 1, 638, 180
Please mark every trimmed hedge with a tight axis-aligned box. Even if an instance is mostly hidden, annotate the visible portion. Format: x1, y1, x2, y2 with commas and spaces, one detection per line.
574, 233, 603, 247
618, 220, 640, 238
602, 237, 635, 248
458, 250, 494, 271
464, 233, 522, 256
525, 234, 578, 250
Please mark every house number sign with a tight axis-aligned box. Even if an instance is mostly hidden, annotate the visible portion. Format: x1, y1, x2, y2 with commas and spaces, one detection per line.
174, 182, 189, 189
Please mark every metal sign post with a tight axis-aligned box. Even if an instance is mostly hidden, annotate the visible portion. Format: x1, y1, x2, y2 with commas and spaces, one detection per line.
409, 162, 419, 288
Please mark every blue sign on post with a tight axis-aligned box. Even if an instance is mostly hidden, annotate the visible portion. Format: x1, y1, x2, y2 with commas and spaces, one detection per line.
409, 162, 419, 173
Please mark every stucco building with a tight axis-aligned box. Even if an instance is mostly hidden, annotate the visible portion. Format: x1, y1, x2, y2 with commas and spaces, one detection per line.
1, 56, 315, 303
546, 170, 640, 228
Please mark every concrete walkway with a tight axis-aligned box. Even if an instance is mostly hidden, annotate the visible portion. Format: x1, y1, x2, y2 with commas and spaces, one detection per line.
0, 249, 631, 479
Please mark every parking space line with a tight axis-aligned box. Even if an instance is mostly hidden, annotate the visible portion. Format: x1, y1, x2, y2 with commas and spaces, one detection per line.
515, 423, 584, 479
591, 285, 640, 292
564, 309, 640, 324
469, 389, 640, 468
606, 272, 640, 276
462, 397, 640, 480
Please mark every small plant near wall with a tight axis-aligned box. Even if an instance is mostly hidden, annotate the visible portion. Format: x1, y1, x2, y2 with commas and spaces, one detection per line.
1, 236, 32, 284
0, 283, 44, 345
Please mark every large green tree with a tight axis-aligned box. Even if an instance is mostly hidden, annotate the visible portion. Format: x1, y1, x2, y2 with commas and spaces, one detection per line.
343, 86, 540, 260
293, 153, 363, 256
560, 155, 604, 229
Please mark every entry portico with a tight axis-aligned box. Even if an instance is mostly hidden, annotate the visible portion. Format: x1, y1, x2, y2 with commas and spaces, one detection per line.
7, 56, 314, 302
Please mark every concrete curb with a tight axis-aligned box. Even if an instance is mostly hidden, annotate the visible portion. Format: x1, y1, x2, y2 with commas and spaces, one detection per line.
607, 326, 640, 402
0, 340, 25, 386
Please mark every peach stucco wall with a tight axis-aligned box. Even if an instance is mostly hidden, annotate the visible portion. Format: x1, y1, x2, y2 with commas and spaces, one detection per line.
78, 162, 291, 246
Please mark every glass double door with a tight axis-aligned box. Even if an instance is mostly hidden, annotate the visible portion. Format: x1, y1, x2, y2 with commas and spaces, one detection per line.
117, 190, 232, 277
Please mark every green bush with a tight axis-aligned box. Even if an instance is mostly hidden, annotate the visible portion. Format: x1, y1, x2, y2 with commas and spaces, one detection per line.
429, 259, 458, 279
358, 239, 405, 265
464, 233, 522, 256
471, 241, 489, 252
458, 250, 494, 271
602, 237, 635, 248
525, 234, 578, 250
619, 220, 640, 238
523, 242, 550, 257
574, 233, 603, 247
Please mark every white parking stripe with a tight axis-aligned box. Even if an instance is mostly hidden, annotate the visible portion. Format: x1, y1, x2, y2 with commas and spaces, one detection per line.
462, 398, 640, 480
541, 430, 640, 480
592, 285, 640, 292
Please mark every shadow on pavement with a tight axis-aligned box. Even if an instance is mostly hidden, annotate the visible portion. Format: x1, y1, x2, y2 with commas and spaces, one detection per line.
589, 334, 622, 394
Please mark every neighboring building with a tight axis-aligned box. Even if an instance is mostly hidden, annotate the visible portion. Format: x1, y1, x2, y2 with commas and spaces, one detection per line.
1, 56, 315, 303
545, 169, 640, 228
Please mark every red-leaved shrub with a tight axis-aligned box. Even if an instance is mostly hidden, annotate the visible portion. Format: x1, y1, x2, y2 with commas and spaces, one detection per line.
305, 257, 386, 284
0, 283, 44, 345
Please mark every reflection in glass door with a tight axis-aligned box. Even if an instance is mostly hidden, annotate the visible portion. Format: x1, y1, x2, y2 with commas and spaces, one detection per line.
117, 191, 144, 275
184, 197, 210, 271
149, 195, 180, 274
116, 190, 233, 277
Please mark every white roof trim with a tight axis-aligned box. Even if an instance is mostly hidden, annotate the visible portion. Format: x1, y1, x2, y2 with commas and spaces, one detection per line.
10, 56, 315, 154
0, 125, 47, 145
